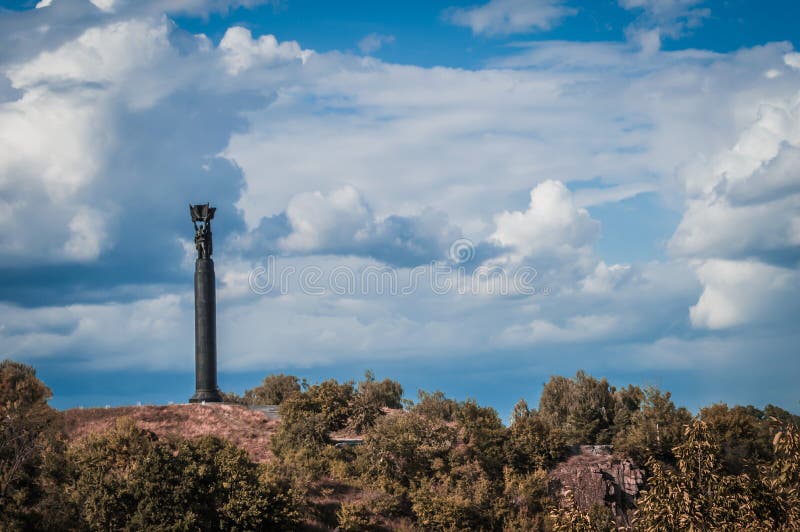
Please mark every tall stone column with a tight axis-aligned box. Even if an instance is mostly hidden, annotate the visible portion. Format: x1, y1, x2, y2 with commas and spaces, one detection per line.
189, 204, 222, 403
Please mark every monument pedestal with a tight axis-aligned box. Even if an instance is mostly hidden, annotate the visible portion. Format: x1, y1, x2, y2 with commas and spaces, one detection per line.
190, 258, 222, 403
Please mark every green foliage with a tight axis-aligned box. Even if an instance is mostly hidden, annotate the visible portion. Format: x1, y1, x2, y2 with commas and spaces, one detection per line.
357, 411, 457, 494
611, 384, 645, 431
243, 373, 302, 405
347, 371, 404, 435
550, 491, 617, 532
0, 360, 75, 530
336, 500, 373, 531
348, 392, 384, 435
413, 390, 461, 422
499, 467, 550, 530
358, 370, 403, 410
764, 404, 800, 426
409, 460, 500, 531
612, 386, 692, 464
452, 399, 508, 479
633, 419, 800, 530
700, 403, 775, 473
273, 378, 354, 452
506, 399, 566, 473
68, 418, 303, 531
539, 371, 617, 445
218, 390, 247, 404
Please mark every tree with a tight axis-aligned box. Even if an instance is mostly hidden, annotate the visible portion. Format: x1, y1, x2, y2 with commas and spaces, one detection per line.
357, 370, 403, 410
700, 403, 774, 474
505, 399, 566, 473
0, 360, 75, 530
347, 371, 404, 434
633, 419, 800, 530
413, 390, 460, 422
612, 386, 692, 464
452, 399, 508, 479
244, 373, 302, 405
539, 371, 617, 444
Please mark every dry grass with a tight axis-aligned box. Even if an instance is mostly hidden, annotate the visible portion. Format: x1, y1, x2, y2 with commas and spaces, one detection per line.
62, 403, 279, 463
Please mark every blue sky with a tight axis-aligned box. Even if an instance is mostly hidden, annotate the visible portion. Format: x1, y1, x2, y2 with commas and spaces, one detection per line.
1, 0, 799, 419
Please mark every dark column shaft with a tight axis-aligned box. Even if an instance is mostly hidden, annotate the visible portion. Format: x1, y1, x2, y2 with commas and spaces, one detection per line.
190, 257, 222, 402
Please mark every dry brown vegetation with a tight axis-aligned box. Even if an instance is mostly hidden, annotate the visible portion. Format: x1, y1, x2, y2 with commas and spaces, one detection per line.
63, 403, 279, 463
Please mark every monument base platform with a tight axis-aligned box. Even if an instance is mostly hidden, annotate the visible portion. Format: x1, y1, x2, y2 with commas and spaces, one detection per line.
189, 388, 223, 403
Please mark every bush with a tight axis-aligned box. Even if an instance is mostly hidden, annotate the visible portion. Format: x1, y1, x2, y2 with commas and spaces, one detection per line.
549, 492, 616, 532
357, 412, 457, 494
410, 461, 500, 531
244, 373, 302, 405
336, 501, 374, 531
499, 467, 551, 530
68, 418, 302, 530
347, 371, 404, 434
348, 392, 384, 435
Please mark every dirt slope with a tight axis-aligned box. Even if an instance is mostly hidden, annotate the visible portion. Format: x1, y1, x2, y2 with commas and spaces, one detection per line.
62, 403, 278, 463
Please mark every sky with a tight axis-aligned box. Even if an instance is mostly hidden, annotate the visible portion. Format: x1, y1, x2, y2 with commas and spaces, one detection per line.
0, 0, 799, 419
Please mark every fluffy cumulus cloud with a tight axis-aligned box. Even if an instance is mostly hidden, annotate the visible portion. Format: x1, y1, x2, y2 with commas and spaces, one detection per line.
669, 69, 800, 330
444, 0, 576, 36
0, 0, 798, 411
689, 259, 800, 330
491, 180, 599, 265
276, 186, 461, 266
219, 27, 310, 75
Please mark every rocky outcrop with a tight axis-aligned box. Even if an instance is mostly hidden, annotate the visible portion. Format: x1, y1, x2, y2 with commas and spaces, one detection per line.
549, 445, 645, 522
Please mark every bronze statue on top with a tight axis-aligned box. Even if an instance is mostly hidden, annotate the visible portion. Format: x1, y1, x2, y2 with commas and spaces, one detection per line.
190, 203, 215, 259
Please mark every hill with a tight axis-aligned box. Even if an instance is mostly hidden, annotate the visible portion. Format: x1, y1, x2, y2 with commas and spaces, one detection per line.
62, 403, 279, 463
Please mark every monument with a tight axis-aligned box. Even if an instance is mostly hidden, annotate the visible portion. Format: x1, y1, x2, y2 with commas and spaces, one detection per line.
189, 203, 223, 403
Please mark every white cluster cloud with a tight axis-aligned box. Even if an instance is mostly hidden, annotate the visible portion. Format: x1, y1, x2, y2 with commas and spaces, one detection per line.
281, 186, 372, 253
219, 27, 310, 75
490, 180, 599, 265
0, 3, 798, 409
278, 186, 460, 265
689, 259, 799, 330
670, 78, 800, 330
444, 0, 576, 36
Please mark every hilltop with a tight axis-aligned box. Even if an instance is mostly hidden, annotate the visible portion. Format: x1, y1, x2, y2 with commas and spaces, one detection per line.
62, 403, 279, 463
